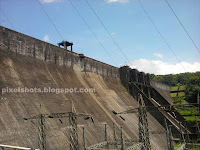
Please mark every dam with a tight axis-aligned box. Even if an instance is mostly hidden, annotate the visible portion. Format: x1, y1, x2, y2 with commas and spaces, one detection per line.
0, 25, 190, 149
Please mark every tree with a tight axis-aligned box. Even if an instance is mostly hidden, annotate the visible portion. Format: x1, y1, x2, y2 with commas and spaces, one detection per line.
152, 72, 200, 104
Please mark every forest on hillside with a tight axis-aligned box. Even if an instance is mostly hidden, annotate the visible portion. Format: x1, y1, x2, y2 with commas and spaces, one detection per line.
150, 72, 200, 103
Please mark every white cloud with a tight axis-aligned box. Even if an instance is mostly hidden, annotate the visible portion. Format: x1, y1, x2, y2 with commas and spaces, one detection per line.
41, 0, 63, 3
106, 0, 129, 3
153, 53, 163, 59
130, 59, 200, 75
43, 35, 50, 42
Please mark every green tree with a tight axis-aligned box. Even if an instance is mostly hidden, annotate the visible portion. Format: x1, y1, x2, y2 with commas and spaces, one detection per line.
152, 72, 200, 103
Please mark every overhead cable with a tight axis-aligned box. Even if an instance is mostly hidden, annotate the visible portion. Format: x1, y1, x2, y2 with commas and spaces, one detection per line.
67, 0, 118, 66
36, 0, 64, 40
137, 0, 186, 71
84, 0, 132, 66
164, 0, 200, 55
0, 8, 15, 30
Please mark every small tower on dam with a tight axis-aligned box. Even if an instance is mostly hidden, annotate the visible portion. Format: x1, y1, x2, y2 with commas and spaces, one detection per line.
58, 40, 73, 51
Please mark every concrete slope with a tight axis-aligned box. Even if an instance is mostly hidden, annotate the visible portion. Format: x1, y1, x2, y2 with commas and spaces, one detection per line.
150, 80, 173, 105
0, 26, 167, 149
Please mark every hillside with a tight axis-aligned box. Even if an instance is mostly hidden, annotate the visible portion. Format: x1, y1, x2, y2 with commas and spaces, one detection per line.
151, 72, 200, 103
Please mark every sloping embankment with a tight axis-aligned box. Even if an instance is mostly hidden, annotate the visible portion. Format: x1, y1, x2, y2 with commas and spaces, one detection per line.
0, 26, 167, 149
150, 80, 173, 105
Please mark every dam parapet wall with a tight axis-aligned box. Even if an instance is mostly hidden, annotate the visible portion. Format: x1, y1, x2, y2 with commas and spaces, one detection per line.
0, 25, 175, 105
150, 80, 171, 91
119, 66, 173, 104
0, 26, 119, 79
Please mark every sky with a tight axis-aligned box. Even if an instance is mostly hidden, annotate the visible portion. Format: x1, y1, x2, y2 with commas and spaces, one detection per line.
0, 0, 200, 75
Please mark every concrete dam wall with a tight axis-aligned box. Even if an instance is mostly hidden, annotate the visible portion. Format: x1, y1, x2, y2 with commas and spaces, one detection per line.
0, 26, 119, 78
119, 66, 192, 138
0, 26, 167, 149
150, 80, 173, 105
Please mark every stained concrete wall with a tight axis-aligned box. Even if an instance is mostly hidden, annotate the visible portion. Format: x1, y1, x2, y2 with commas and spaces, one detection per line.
150, 80, 171, 91
150, 80, 173, 105
119, 66, 172, 104
0, 26, 119, 79
0, 26, 167, 149
119, 66, 193, 137
119, 66, 150, 93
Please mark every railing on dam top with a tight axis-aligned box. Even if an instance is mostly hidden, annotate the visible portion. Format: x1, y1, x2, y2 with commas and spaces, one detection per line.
0, 144, 39, 150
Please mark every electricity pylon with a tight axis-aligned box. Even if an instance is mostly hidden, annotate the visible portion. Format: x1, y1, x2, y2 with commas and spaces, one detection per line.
165, 118, 174, 150
138, 94, 151, 150
24, 114, 47, 150
112, 94, 151, 150
24, 101, 94, 150
86, 125, 139, 150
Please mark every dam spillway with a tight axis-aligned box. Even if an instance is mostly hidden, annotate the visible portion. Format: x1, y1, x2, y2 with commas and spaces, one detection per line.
0, 26, 168, 149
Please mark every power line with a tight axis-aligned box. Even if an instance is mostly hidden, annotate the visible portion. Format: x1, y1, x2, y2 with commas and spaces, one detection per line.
137, 0, 186, 71
36, 0, 117, 66
67, 0, 118, 66
84, 0, 132, 66
164, 0, 200, 55
0, 8, 15, 30
35, 0, 64, 40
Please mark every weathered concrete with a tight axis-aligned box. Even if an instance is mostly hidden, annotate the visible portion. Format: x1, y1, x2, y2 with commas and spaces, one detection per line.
150, 80, 173, 105
0, 26, 167, 149
119, 66, 173, 104
119, 66, 193, 138
0, 26, 119, 79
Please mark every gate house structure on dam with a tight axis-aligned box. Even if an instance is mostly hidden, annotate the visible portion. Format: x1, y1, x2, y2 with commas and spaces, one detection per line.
0, 25, 195, 149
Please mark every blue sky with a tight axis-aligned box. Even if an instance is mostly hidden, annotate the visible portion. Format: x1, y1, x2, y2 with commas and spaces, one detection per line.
0, 0, 200, 74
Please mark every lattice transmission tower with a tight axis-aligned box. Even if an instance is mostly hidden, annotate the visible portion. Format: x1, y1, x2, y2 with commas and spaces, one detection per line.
24, 101, 93, 150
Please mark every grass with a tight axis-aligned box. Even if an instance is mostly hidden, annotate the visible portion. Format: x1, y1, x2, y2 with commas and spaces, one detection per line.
174, 143, 200, 150
186, 144, 200, 150
174, 142, 182, 148
170, 85, 186, 98
178, 92, 185, 97
171, 92, 185, 98
173, 97, 187, 104
170, 93, 178, 98
171, 86, 179, 92
171, 86, 200, 148
171, 87, 200, 149
179, 85, 186, 91
184, 116, 200, 122
172, 96, 200, 122
191, 147, 200, 150
179, 109, 198, 115
170, 85, 186, 92
178, 107, 200, 122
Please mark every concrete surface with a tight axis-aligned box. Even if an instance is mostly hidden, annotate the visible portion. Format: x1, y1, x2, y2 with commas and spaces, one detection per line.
0, 26, 167, 149
150, 80, 173, 105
